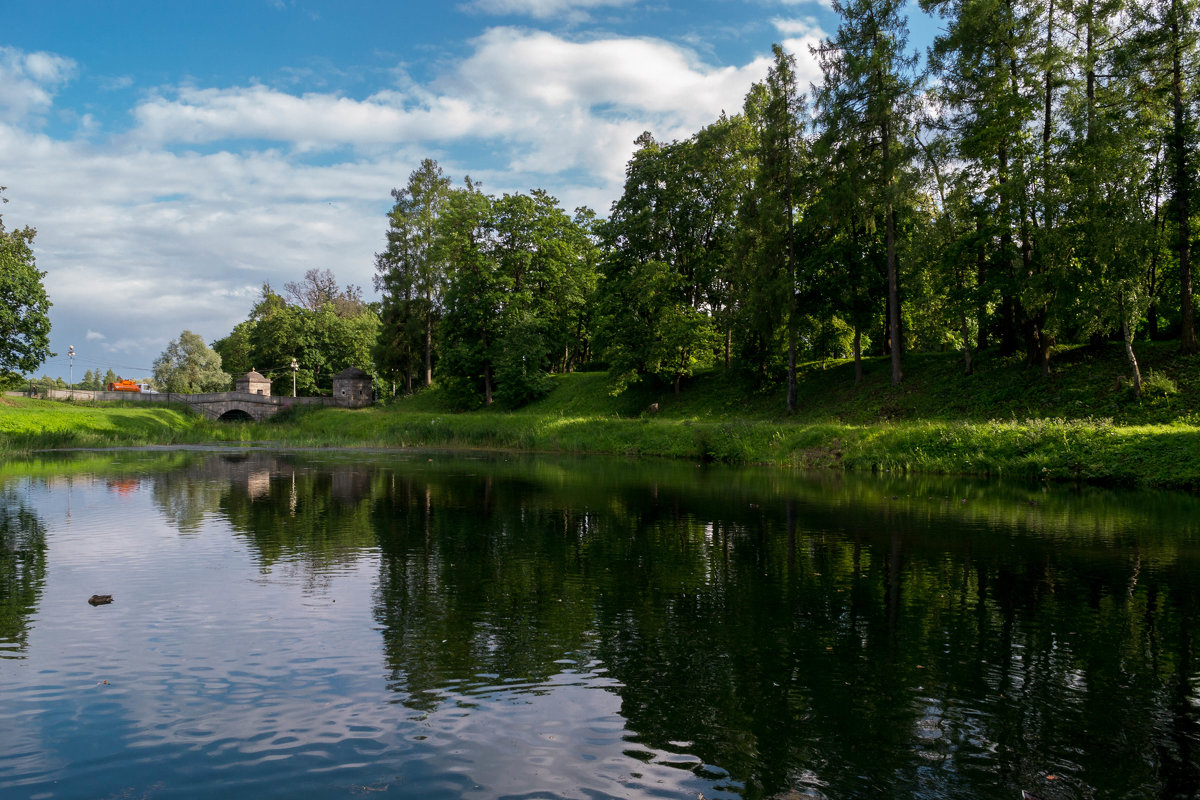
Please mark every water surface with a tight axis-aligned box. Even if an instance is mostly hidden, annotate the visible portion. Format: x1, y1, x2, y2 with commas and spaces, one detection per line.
2, 449, 1199, 799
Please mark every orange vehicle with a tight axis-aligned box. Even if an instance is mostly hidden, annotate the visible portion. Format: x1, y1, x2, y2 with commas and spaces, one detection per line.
107, 379, 141, 392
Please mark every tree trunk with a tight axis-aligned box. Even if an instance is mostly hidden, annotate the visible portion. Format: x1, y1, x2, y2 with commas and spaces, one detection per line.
976, 218, 989, 351
1170, 0, 1197, 353
997, 140, 1020, 355
961, 310, 974, 376
785, 108, 799, 412
1149, 152, 1164, 341
853, 325, 863, 385
1121, 292, 1143, 396
786, 327, 798, 412
424, 304, 433, 386
482, 331, 493, 406
884, 132, 902, 386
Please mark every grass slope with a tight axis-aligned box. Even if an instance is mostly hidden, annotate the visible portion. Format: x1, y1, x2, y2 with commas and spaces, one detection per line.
3, 342, 1198, 488
0, 395, 211, 449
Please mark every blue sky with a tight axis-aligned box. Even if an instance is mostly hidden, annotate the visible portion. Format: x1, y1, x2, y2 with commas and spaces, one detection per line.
2, 0, 935, 382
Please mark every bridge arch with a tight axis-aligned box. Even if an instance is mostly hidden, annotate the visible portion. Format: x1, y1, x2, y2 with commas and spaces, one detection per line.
217, 408, 256, 422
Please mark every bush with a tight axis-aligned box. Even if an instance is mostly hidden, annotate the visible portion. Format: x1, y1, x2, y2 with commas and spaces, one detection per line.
494, 313, 552, 408
1141, 370, 1178, 399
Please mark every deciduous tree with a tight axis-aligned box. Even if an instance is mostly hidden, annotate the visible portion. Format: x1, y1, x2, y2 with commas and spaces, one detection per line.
153, 330, 231, 393
0, 191, 51, 381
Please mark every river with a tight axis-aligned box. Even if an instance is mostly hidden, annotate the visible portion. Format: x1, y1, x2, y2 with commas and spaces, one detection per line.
2, 449, 1199, 799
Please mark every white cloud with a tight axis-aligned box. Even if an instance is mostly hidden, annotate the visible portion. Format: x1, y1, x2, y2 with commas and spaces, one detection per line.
463, 0, 638, 19
128, 27, 781, 183
772, 16, 824, 37
444, 27, 776, 177
771, 21, 828, 91
131, 85, 485, 150
2, 28, 824, 377
0, 46, 75, 122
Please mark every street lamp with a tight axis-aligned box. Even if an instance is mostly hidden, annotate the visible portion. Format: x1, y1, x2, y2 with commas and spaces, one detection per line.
290, 358, 298, 397
68, 345, 75, 392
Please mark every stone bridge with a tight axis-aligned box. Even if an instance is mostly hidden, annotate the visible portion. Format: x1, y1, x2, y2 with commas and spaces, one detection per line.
28, 388, 340, 421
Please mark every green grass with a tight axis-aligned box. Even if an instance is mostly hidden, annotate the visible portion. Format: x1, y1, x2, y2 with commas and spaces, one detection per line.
3, 342, 1199, 488
0, 395, 212, 450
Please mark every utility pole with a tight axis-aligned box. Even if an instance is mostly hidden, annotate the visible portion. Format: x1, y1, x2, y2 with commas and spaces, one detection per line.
68, 345, 75, 393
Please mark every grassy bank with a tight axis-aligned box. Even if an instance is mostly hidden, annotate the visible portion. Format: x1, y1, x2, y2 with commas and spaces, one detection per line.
3, 342, 1198, 488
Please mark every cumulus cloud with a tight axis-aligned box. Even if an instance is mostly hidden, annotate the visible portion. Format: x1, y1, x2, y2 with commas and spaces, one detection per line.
128, 27, 784, 183
770, 19, 828, 87
0, 46, 76, 122
463, 0, 638, 19
132, 85, 489, 150
1, 122, 403, 369
778, 0, 834, 8
4, 28, 821, 377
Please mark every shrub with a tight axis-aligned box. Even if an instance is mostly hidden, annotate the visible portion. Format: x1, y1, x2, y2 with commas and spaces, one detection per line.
1141, 370, 1178, 399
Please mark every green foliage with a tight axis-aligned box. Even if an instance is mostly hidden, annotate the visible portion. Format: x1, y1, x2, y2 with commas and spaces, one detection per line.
213, 281, 379, 396
0, 192, 52, 379
153, 330, 231, 393
493, 312, 553, 408
374, 159, 453, 390
1140, 369, 1178, 398
376, 168, 598, 409
369, 0, 1200, 409
212, 321, 254, 380
596, 128, 736, 391
739, 46, 810, 405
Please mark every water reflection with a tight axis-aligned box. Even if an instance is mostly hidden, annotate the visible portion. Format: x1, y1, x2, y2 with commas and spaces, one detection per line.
362, 457, 1200, 799
1, 451, 1199, 800
0, 488, 47, 656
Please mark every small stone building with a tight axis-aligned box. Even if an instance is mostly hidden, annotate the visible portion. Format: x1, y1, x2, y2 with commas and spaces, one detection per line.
237, 370, 271, 396
332, 367, 373, 408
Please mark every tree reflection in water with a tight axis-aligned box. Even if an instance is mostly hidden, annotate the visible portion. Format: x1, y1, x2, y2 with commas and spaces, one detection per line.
367, 457, 1200, 799
0, 489, 47, 657
58, 449, 1200, 799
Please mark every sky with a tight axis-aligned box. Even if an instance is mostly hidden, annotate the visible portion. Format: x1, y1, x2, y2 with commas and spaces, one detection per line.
1, 0, 935, 383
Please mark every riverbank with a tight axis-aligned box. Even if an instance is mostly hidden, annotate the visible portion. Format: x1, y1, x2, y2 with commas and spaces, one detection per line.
3, 343, 1198, 488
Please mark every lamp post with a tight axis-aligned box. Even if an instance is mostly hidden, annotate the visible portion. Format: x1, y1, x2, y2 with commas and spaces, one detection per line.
68, 345, 75, 392
290, 358, 298, 397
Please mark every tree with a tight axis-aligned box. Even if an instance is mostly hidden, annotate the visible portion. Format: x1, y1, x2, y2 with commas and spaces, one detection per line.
923, 0, 1076, 373
211, 320, 255, 380
0, 191, 52, 381
284, 268, 366, 317
596, 132, 722, 395
436, 182, 598, 408
815, 0, 920, 385
741, 46, 810, 409
213, 280, 379, 397
153, 330, 231, 393
1136, 0, 1199, 353
376, 159, 453, 388
1061, 0, 1159, 392
436, 178, 501, 406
